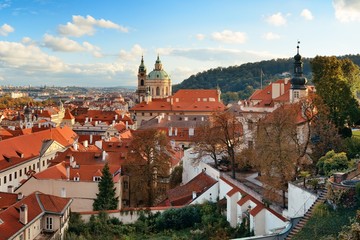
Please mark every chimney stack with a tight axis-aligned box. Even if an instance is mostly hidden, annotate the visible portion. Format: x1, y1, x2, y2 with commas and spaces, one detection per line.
19, 204, 28, 225
17, 192, 23, 201
83, 140, 88, 148
66, 166, 70, 180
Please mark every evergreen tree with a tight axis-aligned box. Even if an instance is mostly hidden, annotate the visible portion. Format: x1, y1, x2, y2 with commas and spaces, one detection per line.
93, 163, 118, 211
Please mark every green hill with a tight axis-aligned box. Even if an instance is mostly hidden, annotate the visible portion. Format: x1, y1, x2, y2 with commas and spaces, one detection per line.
173, 54, 360, 103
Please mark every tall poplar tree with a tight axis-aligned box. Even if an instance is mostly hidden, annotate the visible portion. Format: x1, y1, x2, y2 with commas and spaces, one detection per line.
93, 163, 118, 211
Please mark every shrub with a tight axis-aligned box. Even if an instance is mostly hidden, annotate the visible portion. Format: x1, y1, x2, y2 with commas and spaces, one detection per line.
317, 150, 352, 176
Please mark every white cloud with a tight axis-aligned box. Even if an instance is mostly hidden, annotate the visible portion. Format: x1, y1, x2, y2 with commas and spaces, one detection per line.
42, 34, 103, 57
333, 0, 360, 22
196, 33, 205, 40
43, 34, 84, 52
266, 12, 287, 26
58, 15, 128, 37
263, 32, 280, 40
0, 41, 67, 72
21, 37, 32, 44
301, 9, 314, 20
119, 44, 145, 61
82, 41, 103, 58
211, 30, 247, 44
0, 23, 14, 36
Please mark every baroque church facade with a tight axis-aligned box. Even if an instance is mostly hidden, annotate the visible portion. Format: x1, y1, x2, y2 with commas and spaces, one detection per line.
136, 55, 172, 102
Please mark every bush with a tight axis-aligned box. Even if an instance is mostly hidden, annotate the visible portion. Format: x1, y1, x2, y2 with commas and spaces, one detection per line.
317, 150, 352, 176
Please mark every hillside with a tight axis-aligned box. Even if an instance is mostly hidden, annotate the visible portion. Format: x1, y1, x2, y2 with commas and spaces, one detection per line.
173, 54, 360, 103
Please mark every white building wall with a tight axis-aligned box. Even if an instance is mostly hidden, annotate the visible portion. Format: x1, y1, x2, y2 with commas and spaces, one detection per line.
191, 182, 219, 205
226, 192, 240, 227
264, 210, 288, 234
253, 209, 266, 235
285, 182, 317, 218
181, 149, 220, 185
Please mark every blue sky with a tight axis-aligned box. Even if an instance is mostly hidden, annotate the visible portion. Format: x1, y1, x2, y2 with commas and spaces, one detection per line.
0, 0, 359, 87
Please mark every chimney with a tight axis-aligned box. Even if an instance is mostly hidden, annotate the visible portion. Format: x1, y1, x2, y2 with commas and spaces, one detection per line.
192, 191, 197, 200
90, 117, 93, 122
83, 140, 88, 148
85, 117, 88, 123
126, 121, 128, 129
174, 128, 178, 136
19, 204, 28, 225
102, 150, 107, 161
115, 114, 118, 120
17, 192, 23, 201
66, 165, 70, 180
73, 143, 78, 151
201, 116, 204, 121
90, 134, 93, 144
7, 185, 13, 193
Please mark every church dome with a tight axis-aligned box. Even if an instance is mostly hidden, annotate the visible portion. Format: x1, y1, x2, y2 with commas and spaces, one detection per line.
148, 69, 170, 80
147, 55, 170, 80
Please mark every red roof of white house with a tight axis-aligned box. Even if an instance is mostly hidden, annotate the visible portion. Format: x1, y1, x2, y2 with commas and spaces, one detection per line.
0, 191, 72, 240
0, 126, 77, 172
165, 172, 217, 206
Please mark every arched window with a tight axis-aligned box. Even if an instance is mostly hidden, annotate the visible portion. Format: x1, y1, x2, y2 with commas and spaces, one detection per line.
140, 79, 144, 86
156, 87, 160, 96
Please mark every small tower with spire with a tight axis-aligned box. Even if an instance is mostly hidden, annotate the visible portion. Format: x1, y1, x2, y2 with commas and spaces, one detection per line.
137, 55, 147, 102
290, 41, 308, 102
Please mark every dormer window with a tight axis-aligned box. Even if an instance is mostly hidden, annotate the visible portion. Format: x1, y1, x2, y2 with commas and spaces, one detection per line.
93, 176, 101, 182
74, 177, 80, 181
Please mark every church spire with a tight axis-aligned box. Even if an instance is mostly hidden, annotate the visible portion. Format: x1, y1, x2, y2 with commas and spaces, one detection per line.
138, 55, 146, 73
290, 41, 307, 90
155, 54, 162, 70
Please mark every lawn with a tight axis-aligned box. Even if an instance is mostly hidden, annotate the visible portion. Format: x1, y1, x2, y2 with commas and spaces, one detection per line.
352, 130, 360, 139
292, 206, 356, 240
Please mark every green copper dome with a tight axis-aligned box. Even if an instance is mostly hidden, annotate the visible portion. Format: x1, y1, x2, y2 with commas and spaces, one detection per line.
147, 55, 170, 80
148, 70, 169, 80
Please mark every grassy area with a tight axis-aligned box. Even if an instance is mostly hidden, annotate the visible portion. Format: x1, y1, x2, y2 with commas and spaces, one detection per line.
292, 206, 356, 240
352, 130, 360, 139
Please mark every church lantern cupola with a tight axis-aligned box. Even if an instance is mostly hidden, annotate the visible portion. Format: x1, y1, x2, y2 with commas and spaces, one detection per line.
290, 41, 307, 90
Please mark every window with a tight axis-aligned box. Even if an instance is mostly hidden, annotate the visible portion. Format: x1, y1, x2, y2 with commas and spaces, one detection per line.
33, 164, 35, 170
24, 167, 27, 173
28, 228, 30, 239
0, 177, 1, 186
4, 176, 7, 183
9, 173, 12, 181
248, 120, 254, 131
37, 162, 39, 169
141, 112, 144, 116
156, 87, 160, 96
43, 160, 45, 167
93, 176, 101, 182
124, 181, 128, 190
46, 217, 53, 230
19, 233, 24, 240
14, 172, 17, 179
19, 169, 22, 177
294, 90, 300, 99
140, 79, 144, 86
150, 112, 153, 116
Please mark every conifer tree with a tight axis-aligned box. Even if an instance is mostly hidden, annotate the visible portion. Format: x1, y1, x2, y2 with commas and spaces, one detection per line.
93, 163, 118, 211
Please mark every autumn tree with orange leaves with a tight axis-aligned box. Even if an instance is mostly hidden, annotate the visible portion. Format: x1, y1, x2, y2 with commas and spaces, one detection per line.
255, 101, 313, 207
125, 128, 172, 207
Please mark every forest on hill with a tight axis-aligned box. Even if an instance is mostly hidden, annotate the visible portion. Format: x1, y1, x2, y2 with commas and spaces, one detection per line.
173, 54, 360, 103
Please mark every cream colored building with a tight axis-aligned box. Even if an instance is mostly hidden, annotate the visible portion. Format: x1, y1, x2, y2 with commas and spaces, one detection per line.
136, 55, 172, 102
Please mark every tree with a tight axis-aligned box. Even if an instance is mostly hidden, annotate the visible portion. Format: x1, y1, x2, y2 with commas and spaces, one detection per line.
316, 150, 353, 176
255, 103, 309, 207
311, 56, 360, 131
310, 95, 344, 164
126, 129, 172, 206
193, 120, 224, 168
93, 163, 118, 211
211, 111, 243, 179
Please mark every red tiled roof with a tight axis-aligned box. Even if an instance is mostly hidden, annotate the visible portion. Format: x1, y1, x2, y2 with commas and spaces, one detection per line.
166, 172, 217, 206
34, 161, 121, 181
131, 89, 225, 113
0, 126, 77, 171
63, 108, 75, 120
0, 192, 71, 240
0, 192, 18, 210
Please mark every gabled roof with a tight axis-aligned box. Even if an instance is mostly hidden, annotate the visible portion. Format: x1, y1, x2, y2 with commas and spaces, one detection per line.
0, 127, 77, 172
33, 162, 120, 182
0, 192, 18, 210
166, 172, 217, 206
63, 108, 75, 120
0, 192, 72, 240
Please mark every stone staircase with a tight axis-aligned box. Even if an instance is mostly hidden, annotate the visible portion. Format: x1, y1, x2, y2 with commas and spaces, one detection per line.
285, 189, 328, 240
